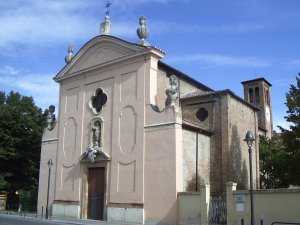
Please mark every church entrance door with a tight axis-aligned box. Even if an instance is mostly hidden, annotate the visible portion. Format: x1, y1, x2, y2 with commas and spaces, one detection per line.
88, 167, 105, 220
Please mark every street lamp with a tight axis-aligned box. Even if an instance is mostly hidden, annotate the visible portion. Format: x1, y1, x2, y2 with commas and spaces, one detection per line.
45, 159, 53, 219
244, 131, 255, 225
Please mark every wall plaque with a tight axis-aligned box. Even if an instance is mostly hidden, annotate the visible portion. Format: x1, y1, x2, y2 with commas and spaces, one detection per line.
234, 195, 246, 202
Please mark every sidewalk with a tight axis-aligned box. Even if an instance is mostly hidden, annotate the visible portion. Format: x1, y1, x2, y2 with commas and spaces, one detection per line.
0, 211, 141, 225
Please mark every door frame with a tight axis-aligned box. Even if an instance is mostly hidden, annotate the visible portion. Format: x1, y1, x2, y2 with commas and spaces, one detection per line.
81, 162, 108, 220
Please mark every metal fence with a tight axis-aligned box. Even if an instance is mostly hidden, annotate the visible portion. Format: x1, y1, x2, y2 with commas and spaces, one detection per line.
209, 196, 227, 225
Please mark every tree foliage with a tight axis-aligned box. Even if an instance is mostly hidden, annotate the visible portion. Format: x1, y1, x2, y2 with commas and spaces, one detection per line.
260, 74, 300, 188
278, 74, 300, 185
259, 135, 288, 188
0, 91, 47, 192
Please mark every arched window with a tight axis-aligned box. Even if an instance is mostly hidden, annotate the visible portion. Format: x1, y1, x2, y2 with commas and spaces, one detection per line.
265, 89, 270, 106
249, 88, 254, 103
255, 87, 260, 103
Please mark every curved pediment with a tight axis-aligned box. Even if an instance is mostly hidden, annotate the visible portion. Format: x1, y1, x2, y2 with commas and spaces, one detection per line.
55, 35, 149, 80
79, 147, 111, 163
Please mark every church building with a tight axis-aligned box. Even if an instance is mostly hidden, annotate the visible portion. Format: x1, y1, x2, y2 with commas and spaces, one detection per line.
37, 11, 272, 225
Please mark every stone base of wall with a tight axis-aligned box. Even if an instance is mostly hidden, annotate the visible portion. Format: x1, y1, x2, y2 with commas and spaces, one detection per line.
52, 203, 80, 218
107, 207, 144, 224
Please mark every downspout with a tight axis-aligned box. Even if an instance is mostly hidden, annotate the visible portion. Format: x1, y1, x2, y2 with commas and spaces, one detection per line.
254, 109, 259, 188
196, 132, 199, 191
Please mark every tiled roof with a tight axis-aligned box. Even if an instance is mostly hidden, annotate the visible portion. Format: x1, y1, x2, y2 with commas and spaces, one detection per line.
180, 90, 215, 99
241, 77, 272, 87
181, 89, 260, 111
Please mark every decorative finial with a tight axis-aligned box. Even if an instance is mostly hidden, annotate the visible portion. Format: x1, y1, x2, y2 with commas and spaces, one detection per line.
136, 16, 150, 46
100, 0, 111, 35
65, 45, 74, 64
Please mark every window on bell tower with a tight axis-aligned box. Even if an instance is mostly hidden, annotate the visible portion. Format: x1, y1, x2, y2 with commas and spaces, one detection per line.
255, 87, 260, 103
249, 88, 254, 103
265, 89, 270, 106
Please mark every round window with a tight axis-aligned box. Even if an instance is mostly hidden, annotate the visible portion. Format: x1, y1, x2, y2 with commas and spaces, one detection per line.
196, 108, 208, 122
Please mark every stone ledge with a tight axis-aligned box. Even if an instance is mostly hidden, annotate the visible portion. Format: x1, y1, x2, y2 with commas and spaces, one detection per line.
107, 207, 143, 224
234, 188, 300, 194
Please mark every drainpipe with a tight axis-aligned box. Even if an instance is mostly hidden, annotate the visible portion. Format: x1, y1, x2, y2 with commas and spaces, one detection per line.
196, 132, 199, 191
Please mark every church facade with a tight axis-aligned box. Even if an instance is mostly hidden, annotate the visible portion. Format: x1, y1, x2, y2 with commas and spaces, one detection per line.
37, 16, 272, 225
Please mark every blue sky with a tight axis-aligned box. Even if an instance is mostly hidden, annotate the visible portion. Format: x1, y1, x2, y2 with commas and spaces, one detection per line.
0, 0, 299, 131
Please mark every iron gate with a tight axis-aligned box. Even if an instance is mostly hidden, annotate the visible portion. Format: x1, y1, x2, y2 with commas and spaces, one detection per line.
209, 196, 227, 225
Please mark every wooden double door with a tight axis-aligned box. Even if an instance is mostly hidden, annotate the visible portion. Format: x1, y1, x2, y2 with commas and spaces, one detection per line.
88, 167, 105, 220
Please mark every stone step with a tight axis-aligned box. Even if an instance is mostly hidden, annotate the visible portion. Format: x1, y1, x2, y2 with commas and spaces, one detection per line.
0, 212, 143, 225
51, 216, 142, 225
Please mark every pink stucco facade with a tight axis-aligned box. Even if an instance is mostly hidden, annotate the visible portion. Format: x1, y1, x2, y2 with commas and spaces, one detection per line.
38, 35, 270, 224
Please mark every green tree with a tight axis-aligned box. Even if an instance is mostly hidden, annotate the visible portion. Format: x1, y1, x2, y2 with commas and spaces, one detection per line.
0, 91, 47, 192
259, 135, 288, 188
279, 74, 300, 185
260, 74, 300, 188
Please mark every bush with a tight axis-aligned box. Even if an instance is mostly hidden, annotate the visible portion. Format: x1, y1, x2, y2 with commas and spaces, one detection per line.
19, 189, 37, 212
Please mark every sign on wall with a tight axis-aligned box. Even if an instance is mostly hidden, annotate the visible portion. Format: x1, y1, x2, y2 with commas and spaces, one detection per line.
234, 195, 246, 212
0, 192, 7, 210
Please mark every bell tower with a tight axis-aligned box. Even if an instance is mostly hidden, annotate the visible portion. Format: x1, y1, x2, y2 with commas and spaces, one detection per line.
242, 78, 273, 138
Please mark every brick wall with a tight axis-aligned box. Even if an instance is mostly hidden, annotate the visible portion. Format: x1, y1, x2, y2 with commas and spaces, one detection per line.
182, 129, 210, 192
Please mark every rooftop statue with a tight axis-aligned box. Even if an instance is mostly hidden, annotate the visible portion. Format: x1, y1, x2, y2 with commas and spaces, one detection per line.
65, 45, 74, 64
46, 105, 56, 130
165, 75, 179, 107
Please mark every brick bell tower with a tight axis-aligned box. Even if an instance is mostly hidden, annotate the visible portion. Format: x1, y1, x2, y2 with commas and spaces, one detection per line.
242, 78, 273, 138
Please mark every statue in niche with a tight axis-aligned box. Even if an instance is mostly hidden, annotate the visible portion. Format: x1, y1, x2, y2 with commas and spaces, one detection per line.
165, 75, 179, 107
87, 120, 102, 163
80, 118, 111, 163
92, 121, 101, 148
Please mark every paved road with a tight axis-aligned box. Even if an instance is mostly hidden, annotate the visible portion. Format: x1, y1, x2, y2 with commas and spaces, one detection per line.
0, 216, 74, 225
0, 214, 128, 225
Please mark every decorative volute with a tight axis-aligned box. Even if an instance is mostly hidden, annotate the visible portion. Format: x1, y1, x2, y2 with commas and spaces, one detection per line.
65, 45, 74, 64
136, 16, 150, 46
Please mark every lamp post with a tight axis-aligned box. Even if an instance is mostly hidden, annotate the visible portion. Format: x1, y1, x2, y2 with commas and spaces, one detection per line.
244, 131, 255, 225
45, 159, 53, 219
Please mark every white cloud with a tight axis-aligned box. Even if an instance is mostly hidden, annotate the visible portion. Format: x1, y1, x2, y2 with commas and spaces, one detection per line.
0, 0, 100, 49
112, 0, 188, 10
286, 59, 300, 70
211, 23, 265, 33
165, 53, 271, 68
150, 21, 265, 35
0, 0, 265, 52
0, 65, 58, 109
0, 66, 20, 75
0, 0, 182, 49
